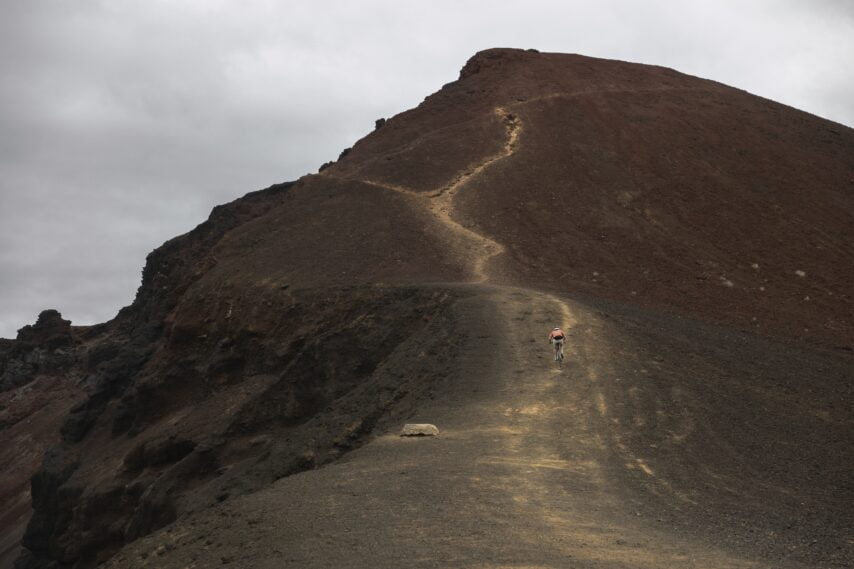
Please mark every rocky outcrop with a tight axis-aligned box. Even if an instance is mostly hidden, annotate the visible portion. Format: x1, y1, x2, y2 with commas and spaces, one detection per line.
17, 285, 468, 568
1, 310, 77, 393
9, 182, 298, 568
0, 311, 90, 569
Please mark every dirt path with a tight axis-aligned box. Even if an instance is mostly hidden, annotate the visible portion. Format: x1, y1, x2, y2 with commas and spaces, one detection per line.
107, 285, 780, 569
322, 106, 519, 283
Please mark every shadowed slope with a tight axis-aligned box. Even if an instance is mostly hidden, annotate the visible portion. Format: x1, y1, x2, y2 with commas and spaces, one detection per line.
101, 286, 853, 569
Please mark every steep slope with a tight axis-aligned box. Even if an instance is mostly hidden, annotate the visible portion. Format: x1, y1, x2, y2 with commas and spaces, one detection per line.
102, 286, 852, 569
329, 48, 854, 346
9, 48, 854, 569
0, 312, 92, 568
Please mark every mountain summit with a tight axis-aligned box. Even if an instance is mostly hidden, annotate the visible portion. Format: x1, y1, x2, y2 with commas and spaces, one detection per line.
4, 48, 852, 569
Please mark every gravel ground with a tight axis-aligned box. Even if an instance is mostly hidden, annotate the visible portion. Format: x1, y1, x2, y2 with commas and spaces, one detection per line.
104, 285, 852, 569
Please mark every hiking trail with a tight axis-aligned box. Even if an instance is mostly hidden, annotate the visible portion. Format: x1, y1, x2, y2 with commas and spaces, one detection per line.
322, 106, 520, 283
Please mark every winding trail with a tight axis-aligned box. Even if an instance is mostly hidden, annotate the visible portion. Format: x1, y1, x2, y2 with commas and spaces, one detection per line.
326, 87, 710, 284
324, 106, 520, 283
337, 86, 714, 183
423, 107, 520, 282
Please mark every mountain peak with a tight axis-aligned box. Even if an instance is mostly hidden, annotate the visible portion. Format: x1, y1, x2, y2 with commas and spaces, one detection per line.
459, 47, 540, 78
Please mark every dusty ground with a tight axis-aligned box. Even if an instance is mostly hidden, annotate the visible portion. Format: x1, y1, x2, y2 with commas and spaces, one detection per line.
103, 285, 852, 569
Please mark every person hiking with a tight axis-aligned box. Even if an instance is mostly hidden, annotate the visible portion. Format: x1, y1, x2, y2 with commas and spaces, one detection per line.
549, 327, 566, 363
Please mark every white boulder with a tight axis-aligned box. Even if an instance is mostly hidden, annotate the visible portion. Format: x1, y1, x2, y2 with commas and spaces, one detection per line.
400, 423, 439, 437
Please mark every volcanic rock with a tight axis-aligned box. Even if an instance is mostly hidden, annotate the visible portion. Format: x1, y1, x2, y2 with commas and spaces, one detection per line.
0, 311, 92, 568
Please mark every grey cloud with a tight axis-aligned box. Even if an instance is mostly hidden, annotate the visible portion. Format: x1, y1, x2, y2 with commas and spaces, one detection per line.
1, 0, 852, 337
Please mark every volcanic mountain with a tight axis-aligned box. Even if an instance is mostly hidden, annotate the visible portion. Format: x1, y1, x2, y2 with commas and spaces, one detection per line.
2, 48, 852, 569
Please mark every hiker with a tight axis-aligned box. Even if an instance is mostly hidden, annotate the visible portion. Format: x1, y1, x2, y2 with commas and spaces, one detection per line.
549, 327, 566, 362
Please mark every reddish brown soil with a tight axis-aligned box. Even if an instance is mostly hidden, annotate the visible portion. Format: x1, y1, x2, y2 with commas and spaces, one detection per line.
331, 49, 854, 347
6, 49, 853, 569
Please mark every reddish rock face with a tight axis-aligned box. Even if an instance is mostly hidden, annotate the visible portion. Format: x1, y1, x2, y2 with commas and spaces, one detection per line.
6, 49, 853, 569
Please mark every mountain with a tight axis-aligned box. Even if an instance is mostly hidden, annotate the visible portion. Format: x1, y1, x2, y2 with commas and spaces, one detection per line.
3, 48, 852, 569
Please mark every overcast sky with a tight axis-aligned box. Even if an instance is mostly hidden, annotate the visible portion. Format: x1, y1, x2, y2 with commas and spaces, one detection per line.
1, 1, 852, 338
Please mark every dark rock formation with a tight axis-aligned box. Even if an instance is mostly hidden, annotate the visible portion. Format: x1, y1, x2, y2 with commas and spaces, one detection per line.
14, 310, 72, 349
0, 312, 89, 568
1, 311, 75, 393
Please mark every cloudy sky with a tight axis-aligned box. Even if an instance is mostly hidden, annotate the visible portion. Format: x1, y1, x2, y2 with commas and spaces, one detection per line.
1, 1, 852, 338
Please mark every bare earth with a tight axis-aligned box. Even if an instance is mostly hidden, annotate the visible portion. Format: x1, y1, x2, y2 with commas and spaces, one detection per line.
104, 285, 851, 569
